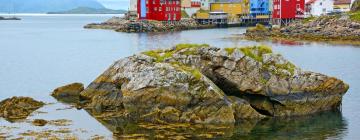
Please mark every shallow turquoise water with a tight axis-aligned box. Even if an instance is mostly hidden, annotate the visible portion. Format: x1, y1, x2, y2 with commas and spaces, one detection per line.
0, 15, 359, 139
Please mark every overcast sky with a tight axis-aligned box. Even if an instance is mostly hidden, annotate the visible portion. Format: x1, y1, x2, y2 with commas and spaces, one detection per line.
97, 0, 129, 10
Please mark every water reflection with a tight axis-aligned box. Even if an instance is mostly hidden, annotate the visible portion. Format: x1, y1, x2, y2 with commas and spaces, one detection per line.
230, 110, 347, 140
86, 110, 347, 139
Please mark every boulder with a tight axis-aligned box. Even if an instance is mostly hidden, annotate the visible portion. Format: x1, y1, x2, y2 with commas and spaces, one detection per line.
51, 83, 84, 104
80, 52, 263, 123
0, 97, 45, 121
78, 44, 348, 124
165, 45, 348, 117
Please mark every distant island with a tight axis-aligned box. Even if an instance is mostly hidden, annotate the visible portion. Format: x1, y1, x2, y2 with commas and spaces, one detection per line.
0, 0, 104, 13
0, 16, 21, 20
47, 7, 126, 14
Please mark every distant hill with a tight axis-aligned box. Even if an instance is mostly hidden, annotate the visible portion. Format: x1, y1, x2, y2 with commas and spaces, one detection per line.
47, 7, 127, 14
0, 0, 106, 13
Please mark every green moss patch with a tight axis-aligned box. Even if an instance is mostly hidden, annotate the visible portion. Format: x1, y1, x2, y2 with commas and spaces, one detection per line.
198, 9, 210, 13
350, 11, 360, 22
224, 48, 237, 55
181, 10, 189, 18
240, 45, 273, 62
247, 24, 268, 32
143, 44, 209, 62
302, 16, 316, 23
275, 63, 296, 76
171, 63, 202, 80
175, 43, 209, 50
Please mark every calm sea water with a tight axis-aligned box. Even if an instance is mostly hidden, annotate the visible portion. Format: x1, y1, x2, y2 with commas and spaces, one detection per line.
0, 15, 359, 139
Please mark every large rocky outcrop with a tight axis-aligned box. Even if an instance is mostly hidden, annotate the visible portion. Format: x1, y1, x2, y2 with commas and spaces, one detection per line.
0, 97, 44, 121
81, 50, 263, 124
75, 44, 348, 124
84, 17, 214, 33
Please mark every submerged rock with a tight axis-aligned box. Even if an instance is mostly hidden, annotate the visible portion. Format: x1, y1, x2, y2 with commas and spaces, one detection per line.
51, 83, 84, 104
0, 97, 44, 121
32, 119, 48, 126
77, 44, 348, 124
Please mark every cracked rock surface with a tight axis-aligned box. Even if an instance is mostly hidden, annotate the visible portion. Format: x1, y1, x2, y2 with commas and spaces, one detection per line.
72, 44, 348, 124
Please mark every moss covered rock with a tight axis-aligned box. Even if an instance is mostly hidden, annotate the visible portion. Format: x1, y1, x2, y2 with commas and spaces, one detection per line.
77, 44, 348, 124
81, 52, 262, 124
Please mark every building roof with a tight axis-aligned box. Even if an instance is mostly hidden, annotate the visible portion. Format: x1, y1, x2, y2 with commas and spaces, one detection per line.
334, 0, 351, 5
306, 0, 317, 5
212, 0, 243, 2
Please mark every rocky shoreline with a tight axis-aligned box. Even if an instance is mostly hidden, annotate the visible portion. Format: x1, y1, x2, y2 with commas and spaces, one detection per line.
244, 14, 360, 46
85, 17, 215, 33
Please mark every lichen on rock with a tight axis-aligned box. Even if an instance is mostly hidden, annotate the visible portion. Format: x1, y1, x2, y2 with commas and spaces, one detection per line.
75, 44, 348, 124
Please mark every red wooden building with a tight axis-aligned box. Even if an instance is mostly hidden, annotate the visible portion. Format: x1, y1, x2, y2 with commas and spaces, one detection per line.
191, 1, 201, 8
137, 0, 181, 21
272, 0, 305, 25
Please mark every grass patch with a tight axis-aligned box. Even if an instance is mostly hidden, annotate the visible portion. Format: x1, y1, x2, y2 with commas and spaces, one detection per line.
181, 10, 189, 18
302, 16, 316, 23
274, 63, 296, 76
349, 11, 360, 22
171, 63, 202, 80
143, 44, 209, 62
224, 48, 237, 55
247, 24, 268, 32
175, 43, 209, 50
198, 9, 210, 13
240, 45, 273, 62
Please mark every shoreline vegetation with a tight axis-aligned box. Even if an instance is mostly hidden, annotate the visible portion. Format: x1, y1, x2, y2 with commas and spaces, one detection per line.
242, 12, 360, 46
84, 17, 215, 33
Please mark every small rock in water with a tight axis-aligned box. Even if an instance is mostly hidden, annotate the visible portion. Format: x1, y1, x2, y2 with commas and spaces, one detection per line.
32, 119, 48, 126
0, 97, 45, 121
51, 83, 84, 104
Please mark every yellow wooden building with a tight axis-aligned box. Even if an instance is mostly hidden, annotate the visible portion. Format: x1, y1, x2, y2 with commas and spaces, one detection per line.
210, 2, 250, 16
